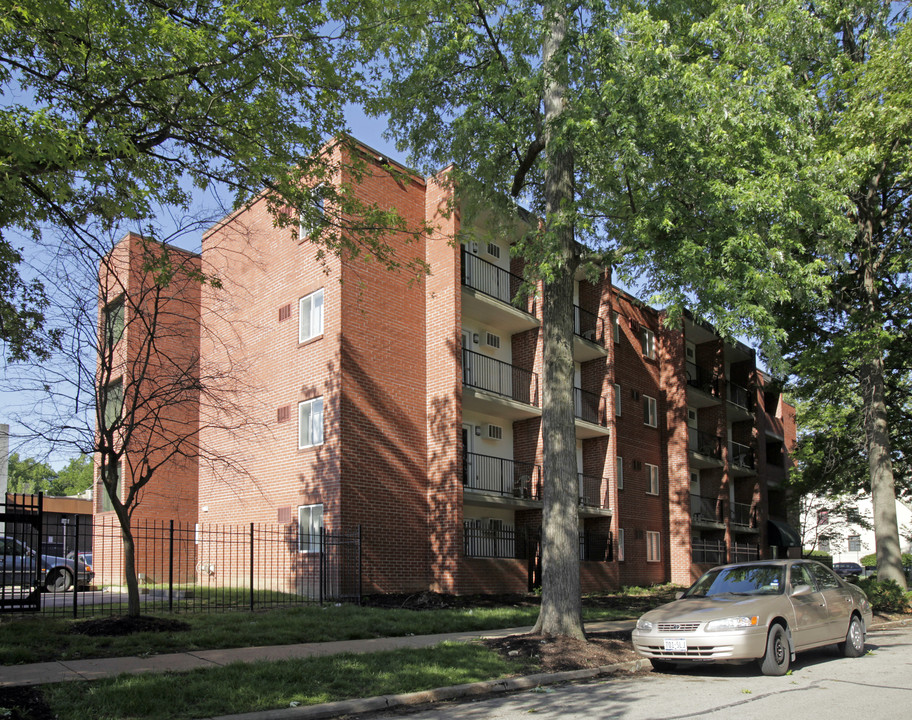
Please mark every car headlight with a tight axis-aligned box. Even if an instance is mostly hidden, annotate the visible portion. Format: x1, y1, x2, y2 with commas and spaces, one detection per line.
705, 616, 759, 632
636, 618, 654, 631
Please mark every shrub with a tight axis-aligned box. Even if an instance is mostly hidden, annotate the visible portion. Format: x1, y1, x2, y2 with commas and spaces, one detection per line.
804, 551, 832, 564
860, 552, 912, 568
855, 578, 911, 613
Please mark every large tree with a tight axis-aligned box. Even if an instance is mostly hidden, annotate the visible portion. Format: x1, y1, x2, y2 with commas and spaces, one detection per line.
363, 0, 828, 637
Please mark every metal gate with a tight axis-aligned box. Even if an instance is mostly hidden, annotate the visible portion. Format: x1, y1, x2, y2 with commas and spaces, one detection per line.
1, 493, 44, 613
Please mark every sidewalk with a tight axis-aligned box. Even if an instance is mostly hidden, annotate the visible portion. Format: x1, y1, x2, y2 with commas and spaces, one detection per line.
0, 619, 637, 688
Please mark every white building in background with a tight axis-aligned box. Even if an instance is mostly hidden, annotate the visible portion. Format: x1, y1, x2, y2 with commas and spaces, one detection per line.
809, 494, 912, 564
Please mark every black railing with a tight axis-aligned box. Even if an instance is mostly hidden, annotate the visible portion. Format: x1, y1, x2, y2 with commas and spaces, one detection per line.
731, 501, 754, 528
731, 543, 760, 563
574, 306, 604, 345
463, 349, 538, 406
730, 441, 755, 470
461, 247, 524, 307
693, 539, 726, 565
580, 531, 613, 562
578, 474, 609, 510
463, 452, 541, 499
463, 523, 610, 562
688, 428, 722, 459
2, 512, 362, 617
574, 387, 605, 425
691, 494, 724, 524
728, 382, 753, 411
685, 361, 719, 397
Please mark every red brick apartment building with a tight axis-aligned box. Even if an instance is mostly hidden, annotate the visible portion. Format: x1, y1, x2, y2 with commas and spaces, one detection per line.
95, 138, 797, 594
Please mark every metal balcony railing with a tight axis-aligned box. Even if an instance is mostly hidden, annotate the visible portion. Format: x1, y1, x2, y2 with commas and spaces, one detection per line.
731, 543, 760, 563
461, 247, 524, 308
574, 387, 605, 425
693, 539, 727, 565
731, 501, 754, 528
730, 441, 756, 470
574, 306, 604, 345
577, 474, 609, 510
462, 523, 611, 562
463, 452, 540, 500
691, 494, 724, 524
688, 428, 722, 459
728, 382, 753, 411
685, 361, 719, 397
463, 349, 538, 406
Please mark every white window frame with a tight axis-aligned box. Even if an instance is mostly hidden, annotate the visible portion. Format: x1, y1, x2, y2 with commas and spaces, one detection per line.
299, 288, 324, 343
848, 535, 861, 553
646, 463, 659, 495
618, 528, 625, 562
614, 383, 621, 417
297, 503, 324, 553
616, 456, 624, 490
298, 397, 324, 448
643, 395, 658, 427
646, 531, 661, 562
641, 328, 656, 359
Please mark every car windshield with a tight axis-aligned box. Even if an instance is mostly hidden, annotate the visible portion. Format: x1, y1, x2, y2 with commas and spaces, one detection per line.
685, 565, 785, 597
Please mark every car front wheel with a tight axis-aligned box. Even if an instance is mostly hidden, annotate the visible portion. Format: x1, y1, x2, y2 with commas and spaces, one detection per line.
45, 568, 73, 593
839, 615, 865, 658
759, 624, 790, 676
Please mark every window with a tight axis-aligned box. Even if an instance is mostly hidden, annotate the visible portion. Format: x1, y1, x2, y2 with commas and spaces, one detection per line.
646, 531, 661, 562
817, 509, 829, 526
614, 384, 621, 416
819, 536, 830, 553
297, 504, 324, 553
298, 184, 326, 239
298, 397, 324, 448
618, 528, 625, 562
808, 562, 840, 590
848, 534, 861, 552
616, 456, 624, 490
646, 464, 659, 495
643, 395, 658, 427
612, 312, 621, 344
641, 328, 656, 359
103, 379, 124, 430
100, 460, 122, 512
299, 289, 324, 343
103, 296, 125, 349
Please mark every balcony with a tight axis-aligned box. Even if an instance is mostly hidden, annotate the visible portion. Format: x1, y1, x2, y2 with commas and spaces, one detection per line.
463, 523, 611, 561
731, 501, 756, 529
688, 428, 723, 467
462, 349, 540, 419
577, 473, 610, 511
693, 539, 726, 565
685, 361, 721, 408
731, 543, 760, 563
461, 248, 539, 334
729, 441, 757, 476
691, 494, 724, 526
573, 306, 608, 362
463, 452, 541, 500
727, 382, 754, 421
574, 387, 610, 438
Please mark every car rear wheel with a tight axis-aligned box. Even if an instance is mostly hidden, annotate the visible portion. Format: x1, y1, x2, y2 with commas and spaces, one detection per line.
759, 623, 790, 676
649, 659, 677, 673
838, 615, 865, 658
45, 568, 73, 593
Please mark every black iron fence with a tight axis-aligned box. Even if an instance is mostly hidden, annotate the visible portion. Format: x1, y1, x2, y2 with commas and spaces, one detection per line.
1, 496, 361, 617
463, 452, 541, 499
462, 523, 612, 562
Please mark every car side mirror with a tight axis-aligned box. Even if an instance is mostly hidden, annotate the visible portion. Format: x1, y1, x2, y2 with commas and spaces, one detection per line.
790, 584, 812, 597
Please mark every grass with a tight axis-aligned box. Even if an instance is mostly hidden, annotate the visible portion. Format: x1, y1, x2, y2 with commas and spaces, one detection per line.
0, 601, 638, 665
40, 642, 529, 720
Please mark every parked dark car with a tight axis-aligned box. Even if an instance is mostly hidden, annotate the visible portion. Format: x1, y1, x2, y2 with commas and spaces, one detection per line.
833, 562, 865, 578
1, 536, 94, 592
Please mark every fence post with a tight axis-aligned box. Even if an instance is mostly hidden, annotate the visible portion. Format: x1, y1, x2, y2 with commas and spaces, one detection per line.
318, 527, 324, 605
249, 523, 254, 612
72, 514, 80, 619
168, 520, 174, 613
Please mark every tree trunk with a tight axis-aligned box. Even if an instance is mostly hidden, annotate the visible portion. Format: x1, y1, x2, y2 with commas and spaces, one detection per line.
859, 226, 906, 590
121, 523, 141, 617
531, 0, 585, 640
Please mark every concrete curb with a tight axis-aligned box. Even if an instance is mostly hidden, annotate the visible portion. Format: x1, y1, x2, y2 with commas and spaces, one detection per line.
205, 659, 653, 720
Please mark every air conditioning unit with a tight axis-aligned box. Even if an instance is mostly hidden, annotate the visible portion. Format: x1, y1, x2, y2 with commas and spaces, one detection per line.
483, 331, 501, 349
631, 389, 641, 401
486, 242, 501, 259
486, 424, 504, 440
629, 318, 641, 332
632, 460, 643, 471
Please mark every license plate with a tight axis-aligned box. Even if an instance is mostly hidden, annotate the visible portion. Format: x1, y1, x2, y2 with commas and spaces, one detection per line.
664, 638, 687, 652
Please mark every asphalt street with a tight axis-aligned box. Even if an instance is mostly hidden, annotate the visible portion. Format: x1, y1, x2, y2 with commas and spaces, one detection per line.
380, 625, 912, 720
